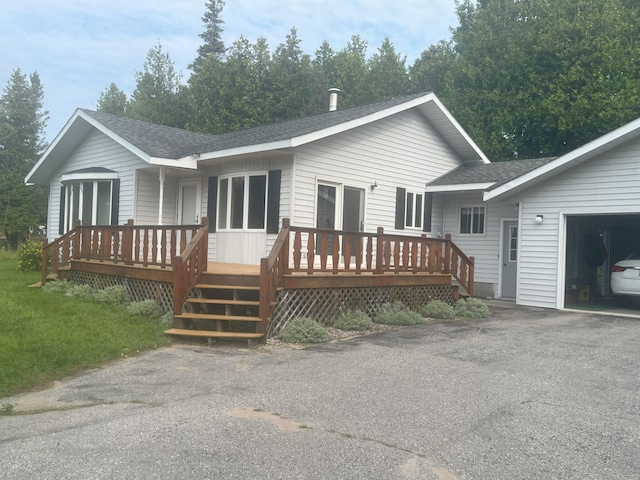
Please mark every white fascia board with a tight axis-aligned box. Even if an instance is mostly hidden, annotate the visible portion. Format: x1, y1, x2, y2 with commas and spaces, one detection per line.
60, 171, 119, 182
484, 116, 640, 202
149, 156, 198, 169
429, 95, 491, 164
25, 108, 84, 184
426, 182, 495, 193
194, 139, 294, 161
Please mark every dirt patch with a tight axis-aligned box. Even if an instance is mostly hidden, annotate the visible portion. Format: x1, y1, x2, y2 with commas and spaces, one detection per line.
228, 407, 308, 431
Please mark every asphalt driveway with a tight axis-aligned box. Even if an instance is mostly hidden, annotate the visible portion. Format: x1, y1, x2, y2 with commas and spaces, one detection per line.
1, 302, 639, 479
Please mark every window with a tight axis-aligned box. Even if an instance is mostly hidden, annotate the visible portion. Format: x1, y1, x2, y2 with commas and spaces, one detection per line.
405, 191, 423, 229
61, 179, 118, 233
217, 174, 267, 230
459, 206, 485, 234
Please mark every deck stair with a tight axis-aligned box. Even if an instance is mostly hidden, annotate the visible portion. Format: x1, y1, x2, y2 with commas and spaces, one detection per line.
165, 272, 267, 345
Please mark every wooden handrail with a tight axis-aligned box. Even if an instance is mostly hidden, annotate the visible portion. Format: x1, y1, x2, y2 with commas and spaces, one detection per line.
172, 218, 209, 315
259, 218, 290, 336
283, 223, 474, 293
41, 228, 78, 285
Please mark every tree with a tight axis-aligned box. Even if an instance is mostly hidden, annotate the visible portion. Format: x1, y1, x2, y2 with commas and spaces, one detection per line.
409, 40, 456, 96
190, 0, 226, 71
332, 35, 371, 108
127, 42, 184, 127
438, 0, 640, 160
186, 36, 273, 134
367, 38, 409, 101
0, 68, 49, 248
270, 28, 315, 121
96, 82, 128, 115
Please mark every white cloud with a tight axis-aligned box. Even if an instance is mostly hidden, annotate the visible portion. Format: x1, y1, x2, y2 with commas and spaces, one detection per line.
1, 0, 458, 141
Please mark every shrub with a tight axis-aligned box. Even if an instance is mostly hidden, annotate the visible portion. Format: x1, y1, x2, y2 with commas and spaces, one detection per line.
374, 301, 423, 326
65, 284, 95, 299
454, 297, 491, 318
126, 300, 164, 319
420, 300, 455, 319
333, 309, 373, 330
279, 317, 330, 343
160, 311, 174, 326
94, 285, 131, 305
42, 279, 73, 295
16, 239, 44, 272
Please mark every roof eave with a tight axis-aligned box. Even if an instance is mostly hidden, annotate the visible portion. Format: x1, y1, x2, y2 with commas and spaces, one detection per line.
484, 116, 640, 202
426, 182, 495, 193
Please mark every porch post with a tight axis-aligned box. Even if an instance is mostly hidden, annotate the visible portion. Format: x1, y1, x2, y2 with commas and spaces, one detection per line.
157, 166, 165, 226
375, 227, 384, 274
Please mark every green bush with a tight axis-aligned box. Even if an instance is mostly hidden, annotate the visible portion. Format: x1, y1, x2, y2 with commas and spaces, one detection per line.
94, 285, 131, 305
333, 309, 373, 330
16, 239, 44, 272
374, 301, 424, 325
42, 280, 73, 295
65, 284, 95, 299
126, 300, 164, 319
420, 300, 455, 319
280, 317, 330, 343
454, 297, 491, 318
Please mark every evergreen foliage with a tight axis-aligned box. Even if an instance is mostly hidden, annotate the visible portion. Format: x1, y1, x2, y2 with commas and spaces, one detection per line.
454, 297, 491, 319
279, 317, 330, 343
0, 69, 48, 248
374, 301, 424, 326
420, 300, 455, 320
333, 309, 373, 331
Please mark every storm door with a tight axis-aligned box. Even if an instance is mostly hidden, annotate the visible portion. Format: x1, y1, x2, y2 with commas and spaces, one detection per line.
501, 220, 518, 298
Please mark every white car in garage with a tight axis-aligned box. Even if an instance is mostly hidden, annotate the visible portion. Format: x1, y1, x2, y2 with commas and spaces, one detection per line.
610, 251, 640, 297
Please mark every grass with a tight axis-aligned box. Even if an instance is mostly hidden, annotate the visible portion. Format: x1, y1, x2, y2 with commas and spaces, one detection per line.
0, 250, 172, 398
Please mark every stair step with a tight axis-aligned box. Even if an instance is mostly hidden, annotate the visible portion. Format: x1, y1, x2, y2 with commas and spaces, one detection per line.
164, 328, 264, 340
175, 313, 261, 322
186, 298, 260, 306
195, 284, 260, 291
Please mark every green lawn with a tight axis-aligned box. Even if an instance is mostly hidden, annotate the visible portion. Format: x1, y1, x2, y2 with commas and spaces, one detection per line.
0, 251, 172, 398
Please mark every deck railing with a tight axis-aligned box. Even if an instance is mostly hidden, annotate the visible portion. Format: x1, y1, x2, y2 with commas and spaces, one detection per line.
259, 219, 291, 334
172, 218, 209, 315
41, 219, 204, 285
286, 224, 474, 295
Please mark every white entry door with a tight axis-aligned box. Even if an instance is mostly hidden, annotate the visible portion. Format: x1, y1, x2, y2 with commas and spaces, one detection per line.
178, 179, 201, 225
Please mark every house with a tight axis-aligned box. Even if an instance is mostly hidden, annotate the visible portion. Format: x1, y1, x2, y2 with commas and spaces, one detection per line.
28, 89, 640, 338
426, 115, 640, 311
26, 91, 487, 265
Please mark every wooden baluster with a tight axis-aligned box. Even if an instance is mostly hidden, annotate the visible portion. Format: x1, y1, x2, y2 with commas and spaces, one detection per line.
468, 257, 475, 296
161, 228, 168, 268
394, 241, 401, 273
92, 228, 100, 259
366, 235, 373, 271
375, 227, 384, 274
332, 233, 339, 273
343, 234, 351, 271
306, 232, 315, 274
134, 228, 140, 264
170, 229, 177, 263
444, 234, 452, 274
151, 229, 158, 264
142, 229, 149, 266
293, 231, 302, 270
320, 232, 328, 270
402, 240, 410, 271
355, 236, 363, 274
420, 235, 427, 270
384, 240, 391, 272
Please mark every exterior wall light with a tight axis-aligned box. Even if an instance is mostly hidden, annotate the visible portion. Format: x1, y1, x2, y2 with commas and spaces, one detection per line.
535, 214, 544, 224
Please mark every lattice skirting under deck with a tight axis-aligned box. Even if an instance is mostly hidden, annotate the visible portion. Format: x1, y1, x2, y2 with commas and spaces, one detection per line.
70, 271, 174, 312
268, 284, 454, 337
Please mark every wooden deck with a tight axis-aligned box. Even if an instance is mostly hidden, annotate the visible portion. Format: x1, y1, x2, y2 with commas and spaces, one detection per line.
42, 218, 474, 343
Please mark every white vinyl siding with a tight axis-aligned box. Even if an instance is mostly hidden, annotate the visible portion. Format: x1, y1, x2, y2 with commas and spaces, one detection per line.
516, 135, 640, 309
48, 130, 147, 241
442, 192, 518, 295
293, 109, 463, 233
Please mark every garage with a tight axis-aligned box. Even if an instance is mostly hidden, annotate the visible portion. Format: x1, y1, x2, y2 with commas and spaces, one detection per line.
565, 214, 640, 311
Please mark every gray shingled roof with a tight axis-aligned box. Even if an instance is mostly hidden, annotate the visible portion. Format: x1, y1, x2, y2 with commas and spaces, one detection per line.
427, 157, 556, 191
81, 110, 217, 159
82, 93, 428, 159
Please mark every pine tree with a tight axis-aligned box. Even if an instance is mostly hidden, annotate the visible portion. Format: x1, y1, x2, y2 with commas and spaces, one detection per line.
0, 68, 49, 247
190, 0, 226, 71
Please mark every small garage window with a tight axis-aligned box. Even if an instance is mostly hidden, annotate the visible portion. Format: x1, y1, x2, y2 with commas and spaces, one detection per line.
459, 206, 485, 234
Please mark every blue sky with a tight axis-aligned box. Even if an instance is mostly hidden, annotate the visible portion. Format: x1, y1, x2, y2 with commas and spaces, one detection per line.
2, 0, 459, 142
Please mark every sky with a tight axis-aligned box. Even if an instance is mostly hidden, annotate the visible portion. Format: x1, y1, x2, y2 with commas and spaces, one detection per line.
1, 0, 459, 142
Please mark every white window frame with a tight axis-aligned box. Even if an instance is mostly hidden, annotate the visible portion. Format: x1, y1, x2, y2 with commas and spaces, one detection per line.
61, 178, 116, 233
217, 172, 268, 231
458, 205, 486, 235
404, 190, 423, 229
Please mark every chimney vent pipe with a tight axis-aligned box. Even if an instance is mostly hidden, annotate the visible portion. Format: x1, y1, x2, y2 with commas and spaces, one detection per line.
328, 88, 340, 112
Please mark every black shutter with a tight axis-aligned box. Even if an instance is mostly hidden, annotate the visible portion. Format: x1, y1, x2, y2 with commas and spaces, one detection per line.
207, 176, 218, 233
59, 186, 66, 235
266, 170, 281, 234
395, 187, 406, 230
423, 192, 433, 232
110, 179, 120, 225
